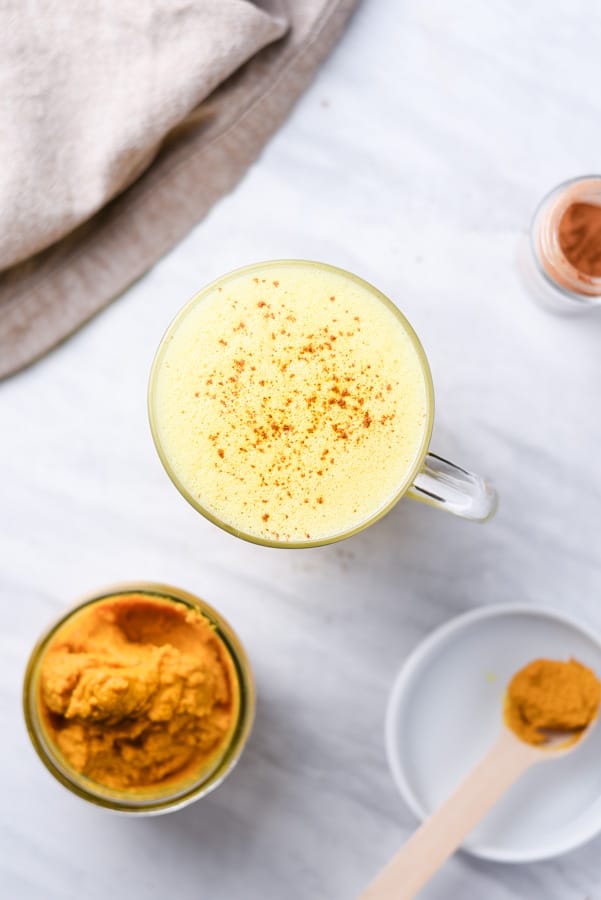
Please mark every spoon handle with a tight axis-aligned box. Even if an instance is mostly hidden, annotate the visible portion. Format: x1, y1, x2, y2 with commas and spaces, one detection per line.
359, 731, 535, 900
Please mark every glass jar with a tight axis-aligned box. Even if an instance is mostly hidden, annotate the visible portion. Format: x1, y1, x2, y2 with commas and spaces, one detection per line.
23, 582, 255, 814
521, 175, 601, 314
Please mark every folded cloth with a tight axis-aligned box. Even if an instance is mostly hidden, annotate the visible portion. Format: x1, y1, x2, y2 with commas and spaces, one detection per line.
0, 0, 357, 378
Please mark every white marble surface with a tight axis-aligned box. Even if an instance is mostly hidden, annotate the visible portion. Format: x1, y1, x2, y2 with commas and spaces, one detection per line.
2, 1, 601, 897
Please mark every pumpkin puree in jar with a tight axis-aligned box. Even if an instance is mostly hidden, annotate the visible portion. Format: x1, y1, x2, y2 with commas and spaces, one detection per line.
38, 594, 239, 792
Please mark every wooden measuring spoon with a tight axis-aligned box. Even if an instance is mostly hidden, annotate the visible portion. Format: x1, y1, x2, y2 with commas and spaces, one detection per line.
359, 724, 594, 900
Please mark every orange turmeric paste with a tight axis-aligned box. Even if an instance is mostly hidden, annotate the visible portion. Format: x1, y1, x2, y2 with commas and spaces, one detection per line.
38, 594, 239, 792
505, 658, 601, 746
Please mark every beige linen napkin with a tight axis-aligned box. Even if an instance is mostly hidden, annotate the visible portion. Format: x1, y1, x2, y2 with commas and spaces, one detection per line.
0, 0, 357, 378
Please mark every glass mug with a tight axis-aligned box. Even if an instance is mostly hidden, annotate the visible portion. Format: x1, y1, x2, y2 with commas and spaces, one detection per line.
148, 260, 497, 548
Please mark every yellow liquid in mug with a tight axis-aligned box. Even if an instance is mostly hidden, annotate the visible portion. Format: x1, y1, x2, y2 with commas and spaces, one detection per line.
150, 262, 431, 544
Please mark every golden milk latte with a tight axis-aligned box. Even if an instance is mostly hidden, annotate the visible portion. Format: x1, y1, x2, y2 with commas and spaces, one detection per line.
149, 261, 432, 545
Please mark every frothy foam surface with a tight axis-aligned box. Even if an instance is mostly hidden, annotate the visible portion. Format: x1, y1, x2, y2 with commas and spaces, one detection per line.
151, 263, 430, 543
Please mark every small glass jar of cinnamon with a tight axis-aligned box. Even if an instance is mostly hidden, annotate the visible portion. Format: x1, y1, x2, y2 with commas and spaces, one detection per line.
523, 175, 601, 313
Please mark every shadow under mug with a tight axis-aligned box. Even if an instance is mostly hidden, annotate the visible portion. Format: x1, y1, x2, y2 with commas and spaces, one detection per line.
148, 260, 498, 548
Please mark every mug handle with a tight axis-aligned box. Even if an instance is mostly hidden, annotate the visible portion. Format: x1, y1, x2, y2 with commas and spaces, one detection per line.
406, 452, 498, 522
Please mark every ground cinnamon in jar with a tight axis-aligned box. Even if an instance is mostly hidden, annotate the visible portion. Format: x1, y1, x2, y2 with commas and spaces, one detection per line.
558, 202, 601, 278
505, 658, 601, 746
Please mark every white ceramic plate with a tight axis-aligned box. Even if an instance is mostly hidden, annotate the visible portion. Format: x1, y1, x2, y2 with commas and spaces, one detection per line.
385, 604, 601, 862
